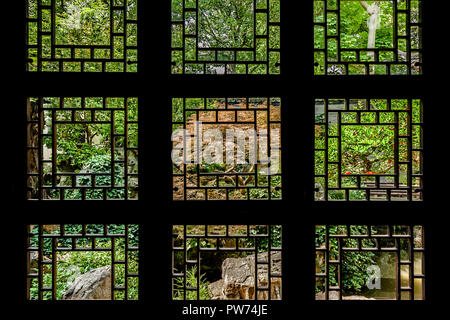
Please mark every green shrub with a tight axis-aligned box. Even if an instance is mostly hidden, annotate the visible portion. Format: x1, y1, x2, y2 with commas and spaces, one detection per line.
250, 225, 282, 252
315, 225, 376, 294
29, 244, 138, 300
315, 99, 422, 198
173, 265, 210, 300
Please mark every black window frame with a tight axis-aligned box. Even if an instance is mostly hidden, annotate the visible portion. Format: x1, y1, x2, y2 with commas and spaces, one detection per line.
25, 0, 139, 73
171, 224, 283, 301
6, 0, 442, 313
313, 97, 424, 202
25, 96, 139, 201
169, 0, 281, 75
314, 224, 425, 300
26, 224, 140, 301
170, 96, 283, 201
313, 0, 423, 76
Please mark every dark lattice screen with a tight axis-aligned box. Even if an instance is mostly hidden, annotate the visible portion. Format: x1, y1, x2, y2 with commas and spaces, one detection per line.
170, 0, 281, 75
315, 225, 425, 300
26, 0, 138, 72
172, 97, 282, 200
172, 225, 282, 300
26, 97, 139, 200
26, 224, 139, 300
313, 0, 423, 75
314, 98, 423, 201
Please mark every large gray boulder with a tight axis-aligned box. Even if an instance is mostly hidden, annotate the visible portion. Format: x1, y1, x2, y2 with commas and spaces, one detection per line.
64, 266, 111, 300
208, 279, 224, 299
208, 252, 282, 300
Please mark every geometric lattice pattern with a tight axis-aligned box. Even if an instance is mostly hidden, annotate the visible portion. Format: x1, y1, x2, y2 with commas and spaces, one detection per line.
26, 224, 139, 300
313, 0, 423, 75
172, 97, 282, 200
314, 98, 423, 201
170, 0, 281, 74
26, 0, 138, 72
26, 97, 139, 200
315, 225, 425, 300
172, 225, 282, 300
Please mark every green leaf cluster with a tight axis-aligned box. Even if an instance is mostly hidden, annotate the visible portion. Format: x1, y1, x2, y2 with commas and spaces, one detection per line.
173, 265, 211, 300
29, 243, 139, 300
315, 225, 376, 294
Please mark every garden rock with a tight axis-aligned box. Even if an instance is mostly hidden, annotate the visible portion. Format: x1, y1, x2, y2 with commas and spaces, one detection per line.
208, 252, 282, 300
172, 104, 281, 200
64, 266, 111, 300
208, 279, 224, 299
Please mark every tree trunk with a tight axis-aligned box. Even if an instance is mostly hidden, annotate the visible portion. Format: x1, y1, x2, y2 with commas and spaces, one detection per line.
360, 1, 380, 72
366, 3, 380, 52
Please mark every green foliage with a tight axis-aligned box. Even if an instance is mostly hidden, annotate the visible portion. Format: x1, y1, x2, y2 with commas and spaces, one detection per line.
173, 265, 211, 300
186, 238, 215, 251
315, 225, 376, 294
249, 175, 282, 199
198, 0, 254, 49
29, 224, 139, 254
56, 0, 111, 46
29, 244, 139, 300
172, 98, 184, 123
251, 225, 282, 252
340, 124, 395, 175
54, 124, 109, 171
313, 1, 417, 74
201, 163, 227, 173
172, 0, 280, 74
39, 97, 138, 199
179, 224, 281, 251
50, 154, 126, 200
44, 98, 137, 177
27, 0, 137, 72
78, 154, 125, 198
315, 99, 421, 199
340, 1, 394, 49
183, 225, 282, 253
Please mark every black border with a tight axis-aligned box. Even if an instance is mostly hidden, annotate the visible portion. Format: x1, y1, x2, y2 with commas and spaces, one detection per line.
5, 0, 447, 318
